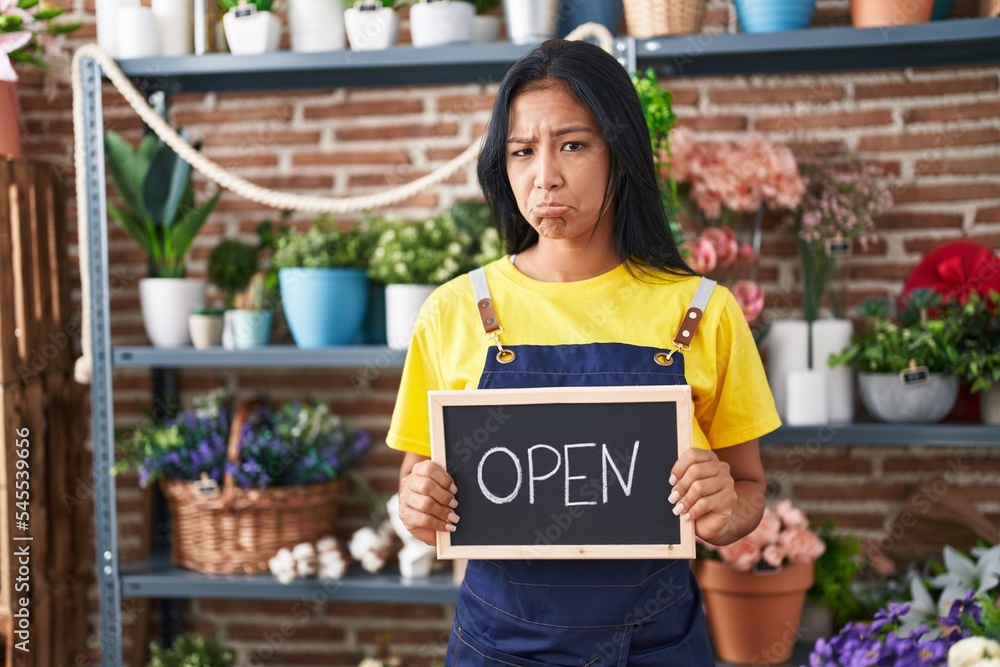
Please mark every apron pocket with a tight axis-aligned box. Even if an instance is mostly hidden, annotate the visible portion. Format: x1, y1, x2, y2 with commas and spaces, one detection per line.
449, 623, 581, 667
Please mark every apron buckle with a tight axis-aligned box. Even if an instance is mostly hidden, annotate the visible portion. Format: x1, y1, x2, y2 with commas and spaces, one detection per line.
654, 343, 688, 367
489, 330, 516, 364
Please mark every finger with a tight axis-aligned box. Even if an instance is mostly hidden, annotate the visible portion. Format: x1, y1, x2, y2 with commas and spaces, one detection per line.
669, 459, 729, 504
398, 499, 458, 535
669, 448, 716, 486
683, 489, 737, 523
412, 459, 457, 495
405, 472, 458, 510
401, 484, 459, 525
671, 476, 729, 518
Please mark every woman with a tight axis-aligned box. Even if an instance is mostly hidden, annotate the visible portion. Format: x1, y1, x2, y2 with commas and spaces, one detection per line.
387, 39, 780, 665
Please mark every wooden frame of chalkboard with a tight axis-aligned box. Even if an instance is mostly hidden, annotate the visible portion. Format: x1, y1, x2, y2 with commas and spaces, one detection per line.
429, 385, 695, 560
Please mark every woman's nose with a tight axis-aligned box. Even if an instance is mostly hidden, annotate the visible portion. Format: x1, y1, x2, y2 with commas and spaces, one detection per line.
533, 152, 563, 190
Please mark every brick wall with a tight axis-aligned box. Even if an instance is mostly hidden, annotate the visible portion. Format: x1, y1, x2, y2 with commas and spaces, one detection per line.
12, 0, 1000, 663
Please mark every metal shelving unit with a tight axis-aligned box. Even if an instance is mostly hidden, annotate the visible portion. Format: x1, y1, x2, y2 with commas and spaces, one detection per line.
82, 19, 1000, 665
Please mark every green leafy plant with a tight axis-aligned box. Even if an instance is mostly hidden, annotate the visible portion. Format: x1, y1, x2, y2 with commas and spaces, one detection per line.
218, 0, 277, 13
630, 68, 680, 244
192, 306, 225, 316
469, 0, 501, 12
1, 0, 81, 81
145, 632, 233, 667
104, 131, 220, 278
829, 290, 960, 374
447, 199, 503, 268
207, 239, 258, 308
368, 213, 472, 285
944, 290, 1000, 393
271, 216, 378, 270
807, 522, 865, 627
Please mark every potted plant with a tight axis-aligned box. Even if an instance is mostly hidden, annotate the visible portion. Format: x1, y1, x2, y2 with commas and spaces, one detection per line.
693, 499, 826, 665
113, 391, 374, 573
1, 0, 79, 156
368, 212, 471, 350
272, 216, 377, 347
146, 632, 234, 667
945, 290, 1000, 424
501, 0, 558, 44
288, 0, 345, 53
800, 522, 864, 644
189, 306, 225, 349
850, 0, 934, 26
191, 238, 258, 349
225, 271, 274, 349
733, 0, 815, 33
344, 0, 398, 51
407, 0, 475, 47
469, 0, 501, 42
830, 291, 961, 423
219, 0, 282, 55
104, 130, 220, 348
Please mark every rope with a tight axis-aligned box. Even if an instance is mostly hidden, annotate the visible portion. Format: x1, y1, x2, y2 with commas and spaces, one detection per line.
71, 23, 614, 384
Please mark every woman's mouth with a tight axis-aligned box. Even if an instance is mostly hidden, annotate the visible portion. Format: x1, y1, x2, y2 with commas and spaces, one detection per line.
533, 204, 571, 217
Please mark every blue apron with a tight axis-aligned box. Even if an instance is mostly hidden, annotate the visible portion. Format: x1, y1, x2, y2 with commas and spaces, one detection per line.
445, 266, 717, 666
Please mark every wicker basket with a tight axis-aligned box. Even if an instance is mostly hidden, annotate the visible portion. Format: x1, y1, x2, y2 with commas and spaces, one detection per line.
622, 0, 707, 38
160, 400, 349, 574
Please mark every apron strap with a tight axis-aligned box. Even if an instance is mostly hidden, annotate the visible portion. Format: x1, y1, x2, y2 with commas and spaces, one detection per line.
671, 277, 717, 349
470, 267, 501, 334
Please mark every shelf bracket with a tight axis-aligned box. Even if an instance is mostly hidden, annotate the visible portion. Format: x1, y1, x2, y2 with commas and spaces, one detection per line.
613, 37, 637, 75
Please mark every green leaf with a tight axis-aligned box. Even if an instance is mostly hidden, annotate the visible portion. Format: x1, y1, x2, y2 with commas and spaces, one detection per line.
143, 140, 192, 229
32, 7, 65, 20
104, 132, 151, 220
17, 0, 39, 9
168, 194, 220, 268
107, 203, 155, 256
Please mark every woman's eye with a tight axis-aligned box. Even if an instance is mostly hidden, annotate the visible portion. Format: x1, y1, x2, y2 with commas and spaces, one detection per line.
511, 148, 532, 157
563, 142, 584, 151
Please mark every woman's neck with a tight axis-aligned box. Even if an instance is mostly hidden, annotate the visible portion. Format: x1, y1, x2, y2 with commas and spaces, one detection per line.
514, 241, 621, 283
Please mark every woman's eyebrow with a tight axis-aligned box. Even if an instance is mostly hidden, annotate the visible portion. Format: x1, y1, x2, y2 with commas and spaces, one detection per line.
507, 126, 596, 144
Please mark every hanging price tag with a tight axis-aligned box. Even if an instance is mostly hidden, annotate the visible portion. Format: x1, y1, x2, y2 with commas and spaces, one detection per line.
899, 359, 930, 387
356, 0, 380, 10
231, 1, 257, 18
825, 235, 851, 258
197, 473, 221, 496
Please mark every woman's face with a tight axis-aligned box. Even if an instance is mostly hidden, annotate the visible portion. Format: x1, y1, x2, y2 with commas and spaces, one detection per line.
505, 84, 615, 247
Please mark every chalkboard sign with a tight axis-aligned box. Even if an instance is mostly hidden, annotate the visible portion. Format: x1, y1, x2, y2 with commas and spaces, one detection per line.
428, 385, 695, 560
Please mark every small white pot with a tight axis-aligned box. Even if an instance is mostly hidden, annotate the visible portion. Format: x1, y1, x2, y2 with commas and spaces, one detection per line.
502, 0, 558, 44
289, 0, 345, 52
473, 14, 501, 42
385, 284, 435, 350
858, 372, 960, 423
410, 0, 475, 47
344, 4, 398, 51
222, 8, 282, 55
139, 278, 206, 348
188, 313, 224, 349
981, 385, 1000, 425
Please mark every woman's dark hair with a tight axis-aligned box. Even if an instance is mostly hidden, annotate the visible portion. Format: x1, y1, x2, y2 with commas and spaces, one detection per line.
476, 39, 694, 277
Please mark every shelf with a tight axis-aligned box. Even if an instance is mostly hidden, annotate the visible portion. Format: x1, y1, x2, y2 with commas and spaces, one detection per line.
112, 345, 407, 369
112, 18, 1000, 94
121, 550, 459, 603
761, 423, 1000, 447
632, 17, 1000, 77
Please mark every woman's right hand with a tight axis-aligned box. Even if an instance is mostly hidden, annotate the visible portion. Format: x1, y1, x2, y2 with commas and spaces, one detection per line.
398, 453, 459, 547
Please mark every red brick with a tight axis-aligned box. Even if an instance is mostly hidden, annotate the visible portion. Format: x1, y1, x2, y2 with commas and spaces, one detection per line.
335, 122, 459, 141
426, 146, 469, 161
756, 109, 892, 132
794, 484, 913, 501
204, 130, 321, 147
851, 262, 919, 280
205, 153, 280, 169
348, 170, 466, 188
858, 128, 1000, 152
761, 456, 871, 474
855, 237, 888, 256
303, 99, 424, 120
247, 175, 335, 190
875, 212, 964, 229
665, 88, 700, 107
198, 599, 324, 615
357, 628, 448, 644
759, 237, 799, 258
893, 182, 1000, 204
436, 93, 497, 113
173, 105, 294, 125
915, 156, 1000, 176
855, 77, 998, 99
903, 236, 961, 255
227, 623, 345, 642
806, 513, 886, 530
675, 115, 748, 131
292, 150, 411, 167
325, 602, 446, 619
976, 206, 1000, 224
883, 456, 1000, 475
904, 101, 1000, 124
708, 85, 845, 105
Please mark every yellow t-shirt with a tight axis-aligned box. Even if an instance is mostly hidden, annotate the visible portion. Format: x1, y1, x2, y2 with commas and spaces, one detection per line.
386, 257, 781, 457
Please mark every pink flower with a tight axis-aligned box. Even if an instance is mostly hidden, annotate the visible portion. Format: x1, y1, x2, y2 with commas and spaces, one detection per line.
732, 279, 764, 323
745, 506, 781, 548
717, 539, 762, 573
780, 527, 826, 565
762, 544, 786, 568
700, 227, 739, 269
774, 499, 809, 529
681, 237, 717, 274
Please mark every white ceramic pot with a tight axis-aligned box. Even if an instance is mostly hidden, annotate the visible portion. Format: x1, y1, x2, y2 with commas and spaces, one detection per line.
116, 6, 160, 58
765, 320, 810, 421
139, 278, 206, 348
344, 4, 398, 50
858, 372, 960, 423
473, 14, 501, 42
188, 313, 224, 349
502, 0, 558, 44
410, 0, 475, 47
289, 0, 345, 52
981, 385, 1000, 425
811, 319, 855, 423
222, 9, 282, 55
385, 284, 435, 350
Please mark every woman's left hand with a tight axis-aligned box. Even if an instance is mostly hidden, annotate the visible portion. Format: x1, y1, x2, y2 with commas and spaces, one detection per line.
668, 441, 766, 546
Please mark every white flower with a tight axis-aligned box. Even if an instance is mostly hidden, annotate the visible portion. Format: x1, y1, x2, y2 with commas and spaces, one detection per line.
897, 576, 941, 639
932, 545, 1000, 616
949, 637, 1000, 667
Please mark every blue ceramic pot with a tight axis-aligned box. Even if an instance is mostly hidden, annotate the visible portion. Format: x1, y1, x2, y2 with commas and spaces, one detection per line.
279, 268, 369, 348
734, 0, 816, 33
226, 310, 273, 349
362, 282, 387, 345
931, 0, 953, 20
557, 0, 623, 37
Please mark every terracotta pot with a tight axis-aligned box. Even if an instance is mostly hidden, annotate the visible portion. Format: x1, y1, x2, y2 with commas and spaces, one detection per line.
0, 81, 24, 157
693, 559, 814, 665
850, 0, 933, 26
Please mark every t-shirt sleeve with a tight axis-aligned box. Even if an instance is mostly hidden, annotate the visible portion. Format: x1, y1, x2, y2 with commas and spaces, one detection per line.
697, 288, 782, 449
385, 300, 442, 458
